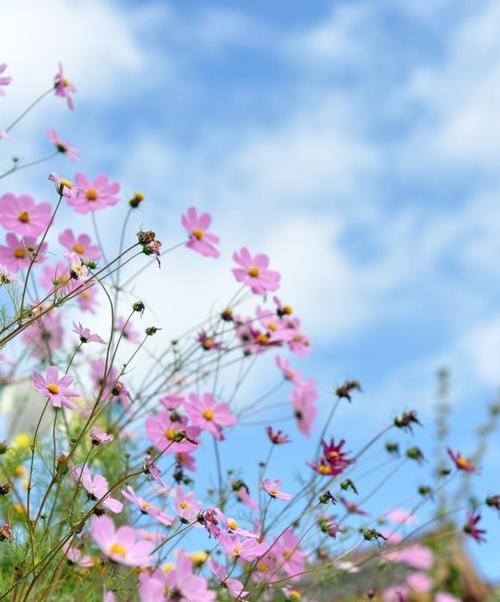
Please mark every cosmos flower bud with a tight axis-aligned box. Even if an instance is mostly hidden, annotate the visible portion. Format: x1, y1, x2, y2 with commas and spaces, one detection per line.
221, 307, 234, 321
0, 442, 8, 455
132, 301, 145, 313
0, 483, 11, 496
385, 441, 399, 455
319, 490, 336, 504
486, 495, 500, 512
406, 446, 425, 463
418, 485, 433, 498
361, 528, 387, 543
145, 326, 161, 336
340, 479, 358, 494
394, 410, 421, 433
335, 380, 362, 402
129, 192, 144, 208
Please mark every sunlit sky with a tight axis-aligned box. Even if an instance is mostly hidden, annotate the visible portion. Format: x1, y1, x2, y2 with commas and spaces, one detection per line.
1, 0, 500, 581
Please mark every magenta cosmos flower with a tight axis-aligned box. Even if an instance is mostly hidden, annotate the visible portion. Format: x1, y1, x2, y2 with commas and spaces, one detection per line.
59, 228, 101, 260
47, 130, 79, 162
181, 206, 220, 258
73, 322, 106, 344
32, 366, 80, 410
262, 479, 293, 501
138, 550, 215, 602
0, 193, 52, 237
91, 515, 153, 567
70, 465, 123, 513
185, 392, 237, 440
0, 233, 47, 272
232, 247, 281, 294
0, 64, 12, 95
447, 448, 478, 473
67, 173, 120, 214
54, 62, 76, 110
146, 411, 200, 454
463, 510, 486, 543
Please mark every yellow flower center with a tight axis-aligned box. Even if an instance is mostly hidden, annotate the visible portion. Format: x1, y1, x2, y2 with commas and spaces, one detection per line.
202, 409, 214, 421
257, 334, 270, 344
267, 321, 278, 331
165, 428, 176, 441
141, 502, 150, 510
109, 543, 126, 557
18, 211, 30, 223
81, 290, 90, 300
47, 383, 60, 394
257, 560, 269, 572
283, 549, 292, 560
248, 266, 260, 278
319, 464, 331, 474
289, 590, 301, 600
180, 501, 189, 510
227, 519, 238, 530
162, 562, 174, 573
283, 305, 293, 315
457, 457, 470, 469
73, 243, 85, 254
62, 77, 70, 87
328, 451, 339, 459
60, 179, 73, 188
192, 228, 204, 240
14, 247, 26, 259
269, 488, 279, 496
233, 546, 241, 555
86, 188, 98, 201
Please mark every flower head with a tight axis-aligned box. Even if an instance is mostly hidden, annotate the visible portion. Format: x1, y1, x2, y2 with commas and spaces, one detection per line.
0, 193, 52, 237
232, 247, 280, 295
447, 448, 478, 473
185, 392, 236, 440
59, 229, 101, 260
73, 322, 106, 344
54, 62, 76, 110
32, 366, 80, 410
463, 510, 486, 543
0, 64, 12, 96
71, 465, 123, 513
262, 479, 293, 500
181, 206, 220, 258
146, 411, 200, 453
90, 425, 114, 446
0, 233, 47, 272
266, 426, 291, 445
91, 515, 152, 566
47, 130, 79, 161
122, 485, 174, 526
67, 173, 120, 214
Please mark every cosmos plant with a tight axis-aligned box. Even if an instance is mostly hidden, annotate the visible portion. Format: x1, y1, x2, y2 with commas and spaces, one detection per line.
0, 61, 497, 602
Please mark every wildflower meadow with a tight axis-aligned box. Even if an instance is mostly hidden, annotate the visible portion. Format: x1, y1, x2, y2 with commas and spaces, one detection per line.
0, 60, 498, 602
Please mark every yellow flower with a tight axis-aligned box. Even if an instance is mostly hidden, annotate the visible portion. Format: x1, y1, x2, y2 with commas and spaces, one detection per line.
188, 551, 208, 566
12, 433, 30, 450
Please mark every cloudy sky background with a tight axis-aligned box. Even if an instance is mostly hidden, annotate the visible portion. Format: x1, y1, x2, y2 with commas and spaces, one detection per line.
2, 0, 500, 580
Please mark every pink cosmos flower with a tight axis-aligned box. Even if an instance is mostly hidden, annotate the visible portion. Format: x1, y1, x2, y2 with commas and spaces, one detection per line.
22, 308, 64, 358
90, 425, 114, 446
33, 366, 80, 410
262, 479, 293, 501
146, 411, 200, 454
385, 508, 417, 525
309, 437, 355, 476
65, 251, 89, 281
38, 261, 75, 295
291, 378, 317, 437
91, 515, 152, 566
143, 454, 167, 488
48, 172, 79, 200
173, 486, 203, 523
90, 358, 132, 408
218, 532, 266, 561
232, 247, 280, 294
463, 510, 486, 543
185, 392, 237, 440
47, 130, 79, 161
77, 284, 99, 313
181, 206, 220, 258
115, 315, 140, 343
435, 593, 461, 602
406, 572, 433, 592
73, 322, 106, 344
276, 355, 301, 382
62, 542, 94, 567
0, 264, 18, 284
383, 585, 409, 602
67, 173, 120, 214
234, 483, 258, 511
122, 485, 174, 526
0, 193, 52, 237
59, 229, 101, 260
138, 550, 215, 602
159, 394, 185, 410
176, 451, 196, 472
209, 558, 247, 598
447, 448, 477, 473
0, 131, 8, 139
384, 543, 433, 569
339, 496, 369, 516
54, 62, 76, 110
71, 465, 123, 513
0, 63, 12, 95
103, 591, 116, 602
273, 529, 307, 579
0, 233, 47, 272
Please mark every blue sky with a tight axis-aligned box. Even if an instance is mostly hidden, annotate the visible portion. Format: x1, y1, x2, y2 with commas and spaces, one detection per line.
2, 0, 500, 582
